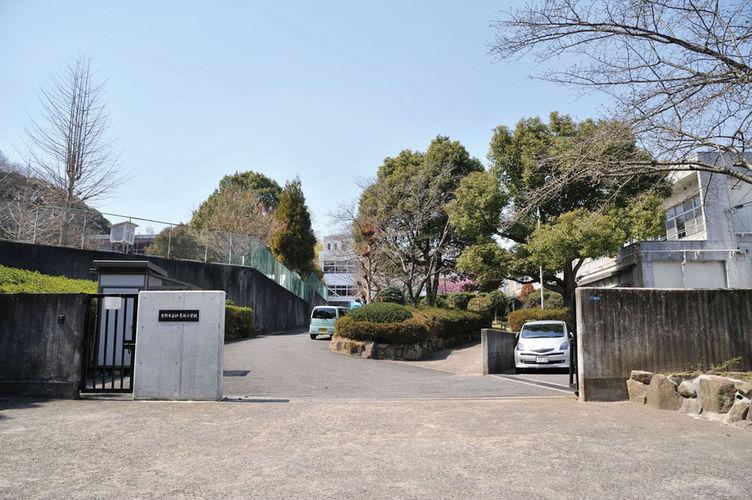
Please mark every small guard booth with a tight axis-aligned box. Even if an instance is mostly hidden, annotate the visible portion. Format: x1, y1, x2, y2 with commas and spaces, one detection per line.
80, 261, 203, 395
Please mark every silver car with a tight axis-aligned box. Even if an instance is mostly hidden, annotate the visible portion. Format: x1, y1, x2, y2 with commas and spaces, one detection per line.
514, 320, 571, 372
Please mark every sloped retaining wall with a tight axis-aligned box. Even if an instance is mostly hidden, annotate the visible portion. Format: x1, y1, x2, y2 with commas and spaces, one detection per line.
626, 370, 752, 429
330, 331, 478, 361
0, 240, 325, 333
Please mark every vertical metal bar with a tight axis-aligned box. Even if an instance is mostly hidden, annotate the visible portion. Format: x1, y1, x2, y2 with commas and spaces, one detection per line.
80, 296, 93, 391
167, 225, 173, 258
81, 213, 88, 249
32, 207, 39, 244
120, 298, 128, 390
111, 307, 119, 390
101, 306, 110, 390
130, 295, 139, 391
91, 298, 102, 390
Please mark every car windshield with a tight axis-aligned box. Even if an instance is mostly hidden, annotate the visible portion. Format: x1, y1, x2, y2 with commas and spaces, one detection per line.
312, 308, 337, 319
520, 324, 565, 338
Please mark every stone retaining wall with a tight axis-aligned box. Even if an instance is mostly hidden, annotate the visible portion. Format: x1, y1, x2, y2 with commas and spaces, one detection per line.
627, 370, 752, 429
330, 332, 477, 361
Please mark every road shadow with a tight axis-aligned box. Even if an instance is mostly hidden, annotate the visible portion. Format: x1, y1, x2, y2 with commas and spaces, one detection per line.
0, 398, 44, 421
414, 341, 480, 362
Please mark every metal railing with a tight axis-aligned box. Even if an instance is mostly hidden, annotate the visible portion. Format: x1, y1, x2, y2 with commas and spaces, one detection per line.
0, 202, 327, 302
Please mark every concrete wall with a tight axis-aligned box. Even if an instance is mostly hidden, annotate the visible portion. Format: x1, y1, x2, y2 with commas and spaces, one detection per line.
134, 291, 225, 401
0, 293, 88, 398
0, 240, 326, 333
481, 329, 517, 374
576, 287, 752, 401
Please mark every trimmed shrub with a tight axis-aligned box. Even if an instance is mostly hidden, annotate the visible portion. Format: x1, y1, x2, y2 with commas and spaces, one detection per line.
523, 289, 564, 310
507, 308, 573, 332
335, 315, 429, 344
467, 295, 494, 317
225, 301, 255, 341
418, 295, 448, 308
446, 292, 475, 310
375, 285, 406, 305
0, 265, 97, 293
411, 307, 491, 341
349, 302, 412, 323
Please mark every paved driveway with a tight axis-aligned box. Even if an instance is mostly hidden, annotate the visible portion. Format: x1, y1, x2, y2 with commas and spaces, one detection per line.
222, 331, 570, 400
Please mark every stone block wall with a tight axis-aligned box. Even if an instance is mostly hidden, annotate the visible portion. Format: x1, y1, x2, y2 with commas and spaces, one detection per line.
626, 370, 752, 429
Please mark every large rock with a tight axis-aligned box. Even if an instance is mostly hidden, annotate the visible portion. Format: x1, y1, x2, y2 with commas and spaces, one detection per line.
734, 380, 752, 399
646, 374, 682, 411
626, 378, 647, 404
698, 375, 737, 414
680, 397, 703, 415
677, 380, 697, 398
726, 397, 750, 423
630, 370, 654, 385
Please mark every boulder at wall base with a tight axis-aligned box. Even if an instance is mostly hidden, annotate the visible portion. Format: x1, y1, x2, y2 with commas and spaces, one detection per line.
680, 397, 703, 415
726, 397, 750, 423
630, 370, 654, 385
735, 380, 752, 399
698, 375, 738, 414
646, 374, 682, 411
678, 380, 698, 398
626, 378, 647, 404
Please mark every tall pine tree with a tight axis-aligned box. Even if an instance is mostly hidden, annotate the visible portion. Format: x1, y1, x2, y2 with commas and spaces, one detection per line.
270, 177, 317, 276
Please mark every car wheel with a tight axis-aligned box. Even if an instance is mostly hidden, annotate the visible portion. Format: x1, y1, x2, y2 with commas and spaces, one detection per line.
310, 334, 317, 340
514, 367, 523, 374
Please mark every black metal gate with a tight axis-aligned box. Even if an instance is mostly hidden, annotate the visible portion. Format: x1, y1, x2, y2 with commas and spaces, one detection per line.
80, 294, 139, 393
569, 334, 579, 394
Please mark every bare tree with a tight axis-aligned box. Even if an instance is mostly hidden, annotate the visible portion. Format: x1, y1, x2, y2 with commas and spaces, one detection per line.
491, 0, 752, 186
26, 56, 120, 206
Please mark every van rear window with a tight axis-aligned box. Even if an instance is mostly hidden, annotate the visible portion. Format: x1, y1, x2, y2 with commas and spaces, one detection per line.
312, 308, 337, 319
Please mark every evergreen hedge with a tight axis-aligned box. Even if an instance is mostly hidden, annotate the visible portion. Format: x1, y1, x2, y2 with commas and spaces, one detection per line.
336, 306, 490, 345
225, 301, 255, 341
349, 302, 412, 323
507, 308, 573, 332
0, 265, 97, 293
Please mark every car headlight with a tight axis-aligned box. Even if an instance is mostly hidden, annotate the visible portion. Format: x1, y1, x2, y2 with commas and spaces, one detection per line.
559, 340, 570, 350
516, 343, 526, 351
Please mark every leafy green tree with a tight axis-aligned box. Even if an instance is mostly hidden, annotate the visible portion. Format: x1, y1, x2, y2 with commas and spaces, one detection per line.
356, 136, 483, 306
147, 225, 207, 261
451, 113, 668, 311
270, 178, 317, 276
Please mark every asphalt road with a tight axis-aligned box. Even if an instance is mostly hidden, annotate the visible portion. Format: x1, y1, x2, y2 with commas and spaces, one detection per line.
222, 331, 571, 400
2, 397, 751, 498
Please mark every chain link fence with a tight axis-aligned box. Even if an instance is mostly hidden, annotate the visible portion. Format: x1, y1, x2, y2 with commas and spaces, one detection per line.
0, 202, 327, 302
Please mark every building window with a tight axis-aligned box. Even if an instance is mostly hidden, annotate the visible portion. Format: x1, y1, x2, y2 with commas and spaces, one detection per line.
323, 260, 357, 274
665, 194, 705, 240
326, 285, 358, 297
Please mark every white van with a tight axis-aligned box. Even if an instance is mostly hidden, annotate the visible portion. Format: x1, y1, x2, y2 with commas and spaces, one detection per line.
309, 306, 347, 339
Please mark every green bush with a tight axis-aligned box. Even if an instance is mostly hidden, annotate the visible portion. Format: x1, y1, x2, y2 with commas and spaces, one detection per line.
445, 292, 475, 310
375, 285, 406, 305
349, 302, 413, 323
413, 307, 491, 341
523, 289, 564, 310
0, 265, 97, 293
419, 295, 447, 308
507, 308, 573, 332
467, 295, 494, 316
334, 315, 429, 344
225, 301, 255, 341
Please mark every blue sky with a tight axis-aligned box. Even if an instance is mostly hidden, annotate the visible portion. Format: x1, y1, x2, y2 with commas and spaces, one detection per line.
0, 0, 604, 235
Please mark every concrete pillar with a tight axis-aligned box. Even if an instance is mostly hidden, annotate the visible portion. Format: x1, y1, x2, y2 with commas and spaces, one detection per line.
481, 328, 517, 374
133, 291, 225, 400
